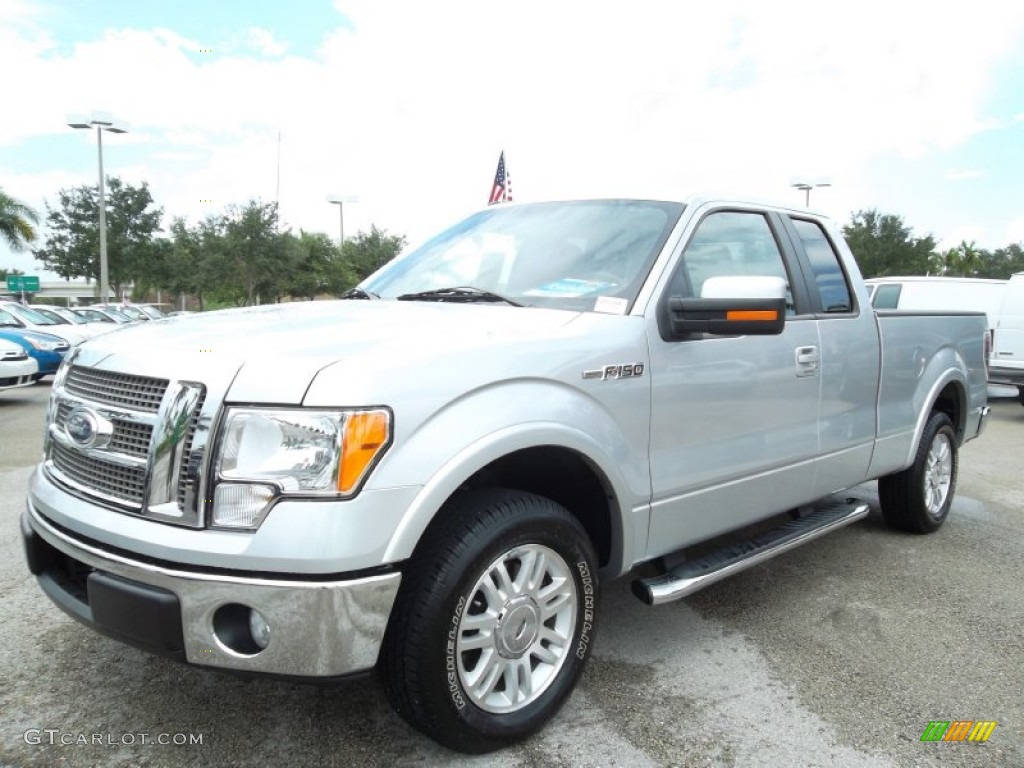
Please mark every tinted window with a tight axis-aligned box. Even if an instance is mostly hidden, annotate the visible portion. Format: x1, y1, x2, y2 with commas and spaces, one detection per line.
791, 218, 853, 313
872, 284, 902, 309
675, 211, 795, 314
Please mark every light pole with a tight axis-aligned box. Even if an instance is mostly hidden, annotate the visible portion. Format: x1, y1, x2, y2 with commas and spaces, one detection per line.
68, 111, 128, 304
327, 194, 359, 246
790, 178, 832, 208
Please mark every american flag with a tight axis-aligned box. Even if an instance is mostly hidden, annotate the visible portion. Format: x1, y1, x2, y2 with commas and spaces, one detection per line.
488, 151, 512, 205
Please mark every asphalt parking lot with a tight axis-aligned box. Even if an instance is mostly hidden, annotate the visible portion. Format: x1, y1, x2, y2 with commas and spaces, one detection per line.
1, 383, 1021, 767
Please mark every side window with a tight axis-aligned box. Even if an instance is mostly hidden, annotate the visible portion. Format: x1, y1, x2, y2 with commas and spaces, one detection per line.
791, 218, 853, 313
675, 211, 796, 315
872, 284, 902, 309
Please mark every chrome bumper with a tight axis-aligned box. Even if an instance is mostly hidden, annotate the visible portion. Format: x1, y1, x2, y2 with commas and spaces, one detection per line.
24, 502, 401, 678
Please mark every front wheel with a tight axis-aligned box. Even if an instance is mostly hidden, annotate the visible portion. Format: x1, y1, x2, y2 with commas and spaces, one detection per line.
379, 489, 598, 753
878, 411, 958, 533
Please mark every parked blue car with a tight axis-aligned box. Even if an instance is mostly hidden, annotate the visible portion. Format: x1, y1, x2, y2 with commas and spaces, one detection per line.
0, 329, 69, 379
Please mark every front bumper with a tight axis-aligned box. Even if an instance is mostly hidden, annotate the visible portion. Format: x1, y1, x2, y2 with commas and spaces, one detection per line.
23, 502, 401, 678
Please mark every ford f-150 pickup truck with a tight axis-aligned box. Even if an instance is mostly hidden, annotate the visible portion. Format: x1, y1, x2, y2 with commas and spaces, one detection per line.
23, 196, 990, 752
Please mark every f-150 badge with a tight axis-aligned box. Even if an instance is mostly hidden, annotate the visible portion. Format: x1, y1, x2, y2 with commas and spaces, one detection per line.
582, 363, 645, 380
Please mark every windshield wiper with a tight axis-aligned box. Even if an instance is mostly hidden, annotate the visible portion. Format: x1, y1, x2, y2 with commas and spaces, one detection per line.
396, 286, 522, 306
340, 287, 380, 300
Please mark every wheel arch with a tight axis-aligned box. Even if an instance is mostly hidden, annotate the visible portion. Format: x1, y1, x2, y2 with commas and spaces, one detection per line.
906, 373, 968, 469
382, 429, 631, 576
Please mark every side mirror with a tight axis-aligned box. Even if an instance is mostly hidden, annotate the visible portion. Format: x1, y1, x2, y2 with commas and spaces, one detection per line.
668, 275, 787, 337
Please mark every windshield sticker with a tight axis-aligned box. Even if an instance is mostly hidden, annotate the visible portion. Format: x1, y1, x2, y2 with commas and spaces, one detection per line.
593, 296, 628, 315
524, 278, 615, 298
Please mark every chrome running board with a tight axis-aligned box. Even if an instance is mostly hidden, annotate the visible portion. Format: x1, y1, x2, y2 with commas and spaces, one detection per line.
632, 497, 870, 606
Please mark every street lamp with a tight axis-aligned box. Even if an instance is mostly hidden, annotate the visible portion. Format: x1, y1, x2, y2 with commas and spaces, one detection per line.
790, 178, 832, 208
68, 111, 128, 304
327, 194, 359, 245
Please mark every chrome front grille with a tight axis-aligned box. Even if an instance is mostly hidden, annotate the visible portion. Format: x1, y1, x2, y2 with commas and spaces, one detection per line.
46, 363, 210, 527
110, 419, 153, 457
51, 442, 147, 505
64, 366, 168, 412
56, 402, 153, 459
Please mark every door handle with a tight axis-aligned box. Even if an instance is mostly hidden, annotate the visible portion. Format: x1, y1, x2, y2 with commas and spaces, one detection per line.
795, 346, 819, 377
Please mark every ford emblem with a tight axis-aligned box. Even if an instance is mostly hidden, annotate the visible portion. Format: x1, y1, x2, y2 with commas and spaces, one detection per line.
65, 407, 110, 448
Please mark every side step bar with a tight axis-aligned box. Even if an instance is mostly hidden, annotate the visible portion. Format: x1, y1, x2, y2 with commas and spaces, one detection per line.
632, 497, 870, 606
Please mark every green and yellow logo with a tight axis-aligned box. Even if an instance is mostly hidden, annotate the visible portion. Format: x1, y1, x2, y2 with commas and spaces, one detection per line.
920, 720, 997, 742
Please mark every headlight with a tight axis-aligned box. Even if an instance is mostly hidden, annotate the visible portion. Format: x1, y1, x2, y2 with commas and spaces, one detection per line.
26, 337, 63, 351
212, 407, 392, 529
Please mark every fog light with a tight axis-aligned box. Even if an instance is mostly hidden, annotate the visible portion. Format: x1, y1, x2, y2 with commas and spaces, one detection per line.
249, 608, 271, 650
212, 603, 269, 656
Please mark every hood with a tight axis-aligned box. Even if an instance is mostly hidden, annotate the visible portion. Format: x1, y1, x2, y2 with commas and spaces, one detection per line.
77, 300, 581, 403
0, 329, 70, 349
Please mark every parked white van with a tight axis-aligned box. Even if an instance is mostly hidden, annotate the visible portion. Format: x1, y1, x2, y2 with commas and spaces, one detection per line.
865, 276, 1018, 400
989, 273, 1024, 404
865, 276, 1008, 327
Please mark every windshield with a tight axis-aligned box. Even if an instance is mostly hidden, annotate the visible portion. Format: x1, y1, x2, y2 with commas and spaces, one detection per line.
31, 307, 71, 325
362, 200, 683, 313
5, 303, 58, 325
53, 308, 87, 324
74, 309, 113, 323
116, 306, 148, 321
138, 305, 168, 319
0, 308, 24, 327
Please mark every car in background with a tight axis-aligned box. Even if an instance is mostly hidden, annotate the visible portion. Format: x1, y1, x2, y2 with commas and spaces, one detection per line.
989, 272, 1024, 405
0, 303, 89, 346
29, 304, 118, 339
136, 303, 170, 319
72, 306, 135, 325
0, 338, 38, 391
92, 304, 160, 322
0, 328, 69, 380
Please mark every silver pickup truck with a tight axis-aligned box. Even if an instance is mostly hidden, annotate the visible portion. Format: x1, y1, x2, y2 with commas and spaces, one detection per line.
23, 196, 989, 752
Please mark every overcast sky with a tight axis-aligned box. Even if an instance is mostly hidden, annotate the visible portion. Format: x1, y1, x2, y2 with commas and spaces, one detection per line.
3, 0, 1024, 280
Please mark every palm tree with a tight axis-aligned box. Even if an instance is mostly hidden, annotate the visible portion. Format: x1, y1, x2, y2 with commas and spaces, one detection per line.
0, 188, 40, 252
953, 240, 983, 277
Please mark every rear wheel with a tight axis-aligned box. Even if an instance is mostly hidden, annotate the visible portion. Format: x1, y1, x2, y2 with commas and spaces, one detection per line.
879, 411, 958, 533
379, 489, 598, 753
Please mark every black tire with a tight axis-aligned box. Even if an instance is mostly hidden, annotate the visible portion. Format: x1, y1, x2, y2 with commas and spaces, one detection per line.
1017, 386, 1024, 406
379, 488, 598, 753
878, 412, 958, 533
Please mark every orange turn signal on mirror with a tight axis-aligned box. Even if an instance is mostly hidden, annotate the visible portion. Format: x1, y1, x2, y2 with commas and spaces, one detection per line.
726, 310, 778, 321
338, 410, 391, 494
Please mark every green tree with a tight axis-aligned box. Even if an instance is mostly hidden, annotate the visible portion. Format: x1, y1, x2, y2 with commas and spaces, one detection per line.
0, 189, 40, 252
33, 177, 163, 296
286, 230, 344, 300
207, 200, 291, 306
976, 243, 1024, 279
0, 267, 25, 281
342, 225, 407, 282
935, 240, 985, 277
842, 209, 936, 278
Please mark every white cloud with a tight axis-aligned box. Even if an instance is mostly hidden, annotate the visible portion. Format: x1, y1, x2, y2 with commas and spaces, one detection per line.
1006, 217, 1024, 245
244, 28, 288, 58
937, 227, 986, 252
2, 0, 1024, 256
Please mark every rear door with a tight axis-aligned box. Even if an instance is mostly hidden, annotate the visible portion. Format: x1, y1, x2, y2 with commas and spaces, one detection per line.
778, 215, 881, 497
